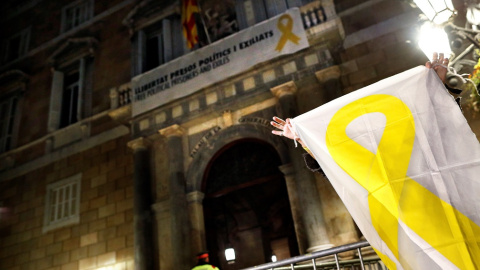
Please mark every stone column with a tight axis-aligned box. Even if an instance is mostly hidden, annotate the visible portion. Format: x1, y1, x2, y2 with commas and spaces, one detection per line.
271, 81, 298, 119
314, 173, 359, 258
187, 191, 206, 254
127, 137, 154, 270
151, 201, 171, 269
271, 82, 333, 253
278, 163, 307, 254
315, 65, 342, 102
158, 125, 191, 269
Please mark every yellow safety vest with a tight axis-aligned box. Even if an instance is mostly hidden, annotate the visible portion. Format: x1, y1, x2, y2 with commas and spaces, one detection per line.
191, 264, 218, 270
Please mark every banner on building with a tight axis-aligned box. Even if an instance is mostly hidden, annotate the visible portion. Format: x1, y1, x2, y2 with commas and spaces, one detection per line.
291, 66, 480, 269
132, 8, 308, 117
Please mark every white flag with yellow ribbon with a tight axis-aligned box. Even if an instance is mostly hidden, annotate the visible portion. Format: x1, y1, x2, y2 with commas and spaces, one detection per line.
291, 66, 480, 269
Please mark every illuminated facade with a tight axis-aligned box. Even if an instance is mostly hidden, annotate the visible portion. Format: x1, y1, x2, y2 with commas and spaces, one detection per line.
1, 0, 479, 269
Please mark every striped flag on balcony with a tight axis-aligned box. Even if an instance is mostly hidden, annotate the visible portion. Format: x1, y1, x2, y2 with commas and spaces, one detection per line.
182, 0, 199, 49
291, 66, 480, 270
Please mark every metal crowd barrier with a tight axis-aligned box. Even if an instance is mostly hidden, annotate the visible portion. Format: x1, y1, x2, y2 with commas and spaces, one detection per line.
241, 240, 387, 270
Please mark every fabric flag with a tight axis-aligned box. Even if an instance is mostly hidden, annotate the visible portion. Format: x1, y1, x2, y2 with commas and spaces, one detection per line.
182, 0, 199, 49
291, 66, 480, 270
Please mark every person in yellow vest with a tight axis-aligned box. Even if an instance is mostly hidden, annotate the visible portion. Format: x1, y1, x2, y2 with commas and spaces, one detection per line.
191, 251, 219, 270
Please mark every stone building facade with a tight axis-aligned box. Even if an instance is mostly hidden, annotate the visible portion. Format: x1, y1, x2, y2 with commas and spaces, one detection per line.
1, 0, 479, 270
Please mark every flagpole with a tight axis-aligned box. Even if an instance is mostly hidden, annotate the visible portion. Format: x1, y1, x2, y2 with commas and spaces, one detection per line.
196, 0, 212, 45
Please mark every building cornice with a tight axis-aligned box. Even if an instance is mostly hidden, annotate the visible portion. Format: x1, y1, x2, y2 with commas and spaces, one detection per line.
47, 37, 98, 67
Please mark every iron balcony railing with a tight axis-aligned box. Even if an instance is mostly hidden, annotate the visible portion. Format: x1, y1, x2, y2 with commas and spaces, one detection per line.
241, 240, 387, 270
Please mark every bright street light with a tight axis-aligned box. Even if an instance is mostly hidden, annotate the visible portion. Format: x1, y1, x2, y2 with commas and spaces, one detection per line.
413, 0, 455, 24
418, 22, 452, 60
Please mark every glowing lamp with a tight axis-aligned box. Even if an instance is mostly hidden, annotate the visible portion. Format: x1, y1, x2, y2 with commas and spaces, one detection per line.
414, 0, 455, 24
418, 22, 452, 60
225, 247, 235, 263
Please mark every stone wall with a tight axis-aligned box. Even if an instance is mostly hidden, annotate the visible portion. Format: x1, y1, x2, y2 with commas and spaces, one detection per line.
0, 135, 134, 270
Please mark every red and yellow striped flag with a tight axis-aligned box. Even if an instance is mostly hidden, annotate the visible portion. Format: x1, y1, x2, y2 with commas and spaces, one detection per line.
182, 0, 199, 49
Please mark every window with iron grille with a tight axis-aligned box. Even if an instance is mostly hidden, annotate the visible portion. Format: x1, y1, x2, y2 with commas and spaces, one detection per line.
0, 94, 19, 153
43, 174, 81, 232
61, 0, 94, 33
2, 28, 30, 64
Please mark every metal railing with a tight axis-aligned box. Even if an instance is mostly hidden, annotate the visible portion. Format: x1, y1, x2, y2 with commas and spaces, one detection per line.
300, 1, 327, 29
110, 83, 132, 109
241, 241, 387, 270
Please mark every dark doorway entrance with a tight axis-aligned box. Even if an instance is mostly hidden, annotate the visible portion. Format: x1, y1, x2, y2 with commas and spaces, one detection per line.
203, 139, 298, 269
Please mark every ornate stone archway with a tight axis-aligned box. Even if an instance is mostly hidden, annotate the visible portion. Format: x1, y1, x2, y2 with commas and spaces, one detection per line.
186, 122, 290, 193
185, 121, 291, 256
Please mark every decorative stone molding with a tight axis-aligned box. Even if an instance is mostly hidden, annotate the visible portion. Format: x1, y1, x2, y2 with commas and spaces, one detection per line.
122, 0, 179, 34
158, 124, 185, 138
306, 243, 335, 253
222, 110, 233, 127
108, 105, 132, 123
47, 37, 98, 67
278, 163, 295, 176
189, 126, 221, 158
127, 137, 151, 151
0, 125, 129, 182
270, 81, 297, 98
238, 117, 271, 128
315, 65, 341, 83
53, 124, 86, 149
151, 200, 171, 215
186, 191, 205, 204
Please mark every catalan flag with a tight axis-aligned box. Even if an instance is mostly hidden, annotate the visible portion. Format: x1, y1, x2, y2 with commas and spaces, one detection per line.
292, 66, 480, 269
182, 0, 199, 49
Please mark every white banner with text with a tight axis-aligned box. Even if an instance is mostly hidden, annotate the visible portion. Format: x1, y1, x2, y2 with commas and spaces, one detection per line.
131, 8, 308, 116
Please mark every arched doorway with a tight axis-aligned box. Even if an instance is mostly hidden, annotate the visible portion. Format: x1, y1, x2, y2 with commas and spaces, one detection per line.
202, 139, 298, 269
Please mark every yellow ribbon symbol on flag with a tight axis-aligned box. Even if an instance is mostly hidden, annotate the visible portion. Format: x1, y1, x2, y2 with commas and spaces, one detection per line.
275, 14, 301, 52
326, 94, 480, 270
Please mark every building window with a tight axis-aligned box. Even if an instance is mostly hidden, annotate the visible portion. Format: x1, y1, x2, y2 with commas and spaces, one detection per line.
43, 174, 81, 233
235, 0, 312, 30
0, 94, 19, 153
2, 28, 30, 64
61, 68, 81, 128
61, 0, 94, 33
133, 15, 185, 75
145, 23, 166, 72
47, 38, 95, 132
48, 57, 93, 131
0, 70, 27, 154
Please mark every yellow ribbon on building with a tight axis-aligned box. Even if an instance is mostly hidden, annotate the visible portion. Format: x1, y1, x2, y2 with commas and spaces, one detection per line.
275, 14, 301, 52
326, 94, 480, 269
